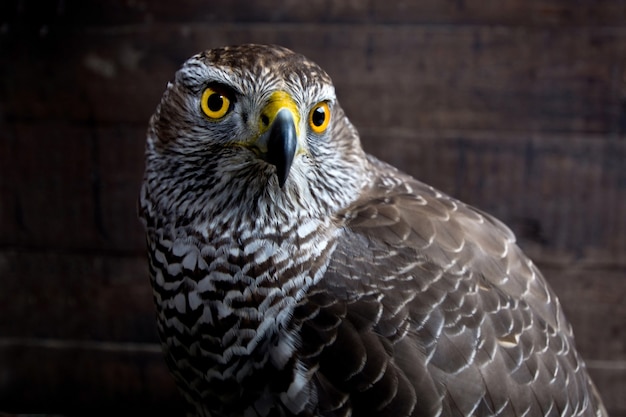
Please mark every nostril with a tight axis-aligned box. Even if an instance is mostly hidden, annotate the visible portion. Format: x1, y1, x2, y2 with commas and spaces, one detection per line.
261, 114, 270, 127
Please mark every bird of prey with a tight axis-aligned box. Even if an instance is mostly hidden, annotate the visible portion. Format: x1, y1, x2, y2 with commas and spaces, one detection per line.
139, 44, 607, 417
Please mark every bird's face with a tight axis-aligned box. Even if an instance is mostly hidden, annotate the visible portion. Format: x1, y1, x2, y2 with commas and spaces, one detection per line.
143, 44, 368, 225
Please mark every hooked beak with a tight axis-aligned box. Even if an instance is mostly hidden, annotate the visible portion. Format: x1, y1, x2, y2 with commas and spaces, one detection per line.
260, 109, 297, 188
255, 92, 300, 188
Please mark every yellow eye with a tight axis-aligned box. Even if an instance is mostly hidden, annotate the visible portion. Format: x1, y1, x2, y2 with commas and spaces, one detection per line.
308, 102, 330, 133
201, 87, 231, 119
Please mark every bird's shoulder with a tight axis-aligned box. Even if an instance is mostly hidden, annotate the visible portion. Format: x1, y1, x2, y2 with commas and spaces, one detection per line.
331, 155, 536, 309
285, 156, 600, 417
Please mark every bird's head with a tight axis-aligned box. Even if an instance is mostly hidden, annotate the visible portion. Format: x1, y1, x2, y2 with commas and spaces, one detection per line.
142, 44, 368, 226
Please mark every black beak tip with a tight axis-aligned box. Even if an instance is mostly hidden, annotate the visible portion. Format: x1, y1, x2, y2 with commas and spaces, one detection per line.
266, 110, 297, 188
275, 164, 290, 188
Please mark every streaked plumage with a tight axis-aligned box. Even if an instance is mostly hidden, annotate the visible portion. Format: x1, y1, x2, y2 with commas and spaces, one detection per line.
139, 44, 607, 417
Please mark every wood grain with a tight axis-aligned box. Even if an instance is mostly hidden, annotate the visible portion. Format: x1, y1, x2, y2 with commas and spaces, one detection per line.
2, 24, 624, 134
0, 342, 185, 415
4, 0, 625, 27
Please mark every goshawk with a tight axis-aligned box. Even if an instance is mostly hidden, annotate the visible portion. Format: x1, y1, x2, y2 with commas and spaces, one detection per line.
139, 44, 606, 417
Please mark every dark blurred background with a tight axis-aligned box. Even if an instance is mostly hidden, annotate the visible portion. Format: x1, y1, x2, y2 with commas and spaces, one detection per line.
0, 1, 625, 416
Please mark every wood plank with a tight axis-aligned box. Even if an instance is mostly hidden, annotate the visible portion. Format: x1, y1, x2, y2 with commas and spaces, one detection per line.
368, 1, 626, 27
586, 364, 626, 417
0, 250, 182, 412
0, 342, 184, 415
2, 24, 624, 135
3, 0, 625, 27
0, 123, 101, 250
0, 251, 156, 342
329, 27, 625, 135
0, 123, 146, 253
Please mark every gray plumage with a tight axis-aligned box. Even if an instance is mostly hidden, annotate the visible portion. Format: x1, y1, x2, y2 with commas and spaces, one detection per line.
139, 44, 607, 417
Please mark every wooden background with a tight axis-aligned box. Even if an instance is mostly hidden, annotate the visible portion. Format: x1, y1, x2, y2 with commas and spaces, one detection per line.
1, 1, 625, 416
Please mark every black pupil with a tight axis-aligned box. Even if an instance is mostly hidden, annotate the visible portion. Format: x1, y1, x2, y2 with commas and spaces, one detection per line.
207, 93, 224, 111
312, 106, 326, 126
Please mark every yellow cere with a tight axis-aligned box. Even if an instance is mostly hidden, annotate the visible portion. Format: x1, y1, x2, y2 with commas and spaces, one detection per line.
260, 91, 301, 137
201, 87, 231, 120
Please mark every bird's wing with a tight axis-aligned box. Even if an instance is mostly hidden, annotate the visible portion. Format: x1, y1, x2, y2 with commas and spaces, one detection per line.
289, 157, 605, 417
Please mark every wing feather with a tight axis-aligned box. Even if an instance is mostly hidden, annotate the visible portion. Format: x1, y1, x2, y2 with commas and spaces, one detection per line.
291, 157, 605, 416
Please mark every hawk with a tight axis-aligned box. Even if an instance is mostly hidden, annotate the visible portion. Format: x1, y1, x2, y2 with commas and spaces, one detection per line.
139, 44, 607, 417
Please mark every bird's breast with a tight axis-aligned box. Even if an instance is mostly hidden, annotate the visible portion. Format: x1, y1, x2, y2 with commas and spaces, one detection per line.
146, 217, 340, 387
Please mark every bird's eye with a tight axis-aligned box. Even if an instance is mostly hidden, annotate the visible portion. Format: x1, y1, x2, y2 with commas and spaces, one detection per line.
201, 87, 231, 119
308, 102, 330, 133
